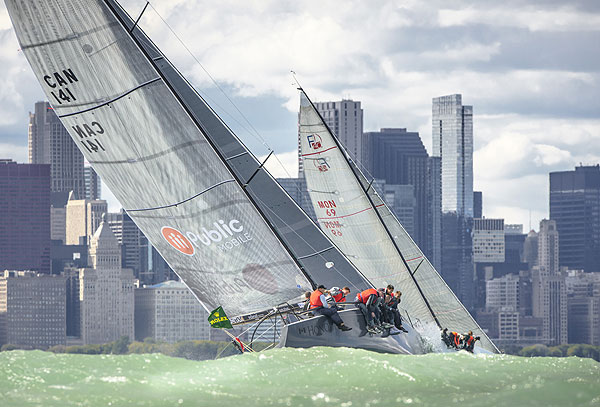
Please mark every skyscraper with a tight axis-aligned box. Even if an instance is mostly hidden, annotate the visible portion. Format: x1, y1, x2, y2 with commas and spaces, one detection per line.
473, 191, 482, 219
433, 94, 474, 308
550, 165, 600, 273
432, 94, 474, 217
0, 160, 51, 274
363, 128, 435, 260
65, 192, 107, 245
299, 99, 363, 175
538, 219, 560, 275
28, 101, 85, 198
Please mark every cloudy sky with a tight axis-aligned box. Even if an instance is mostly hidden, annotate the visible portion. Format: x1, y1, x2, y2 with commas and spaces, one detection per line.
1, 0, 598, 230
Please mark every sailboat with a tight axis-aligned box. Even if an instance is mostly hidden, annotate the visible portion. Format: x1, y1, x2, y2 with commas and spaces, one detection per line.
298, 89, 499, 353
5, 0, 428, 354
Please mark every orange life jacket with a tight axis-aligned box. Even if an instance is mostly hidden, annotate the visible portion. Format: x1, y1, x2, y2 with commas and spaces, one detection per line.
466, 335, 474, 346
333, 292, 345, 302
310, 290, 324, 308
356, 288, 378, 304
452, 332, 460, 347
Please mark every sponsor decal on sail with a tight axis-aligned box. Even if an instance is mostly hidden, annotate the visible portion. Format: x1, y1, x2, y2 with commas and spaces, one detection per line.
208, 306, 233, 329
162, 219, 252, 254
314, 157, 330, 172
307, 133, 322, 150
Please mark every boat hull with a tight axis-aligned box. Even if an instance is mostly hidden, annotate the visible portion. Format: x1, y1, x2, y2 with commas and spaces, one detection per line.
277, 308, 425, 354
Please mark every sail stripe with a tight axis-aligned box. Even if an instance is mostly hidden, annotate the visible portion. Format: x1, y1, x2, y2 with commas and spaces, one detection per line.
301, 146, 337, 157
317, 203, 384, 220
296, 246, 335, 260
58, 77, 161, 118
21, 22, 120, 50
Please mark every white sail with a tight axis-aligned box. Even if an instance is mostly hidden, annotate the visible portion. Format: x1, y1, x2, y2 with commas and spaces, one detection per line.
5, 0, 318, 316
299, 91, 498, 353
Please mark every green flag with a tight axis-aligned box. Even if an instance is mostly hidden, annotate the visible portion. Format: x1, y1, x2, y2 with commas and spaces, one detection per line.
208, 306, 233, 329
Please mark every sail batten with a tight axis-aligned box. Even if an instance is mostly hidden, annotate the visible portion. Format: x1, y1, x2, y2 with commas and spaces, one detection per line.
299, 89, 499, 353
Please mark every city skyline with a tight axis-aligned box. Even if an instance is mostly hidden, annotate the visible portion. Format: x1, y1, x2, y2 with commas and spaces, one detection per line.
0, 0, 599, 230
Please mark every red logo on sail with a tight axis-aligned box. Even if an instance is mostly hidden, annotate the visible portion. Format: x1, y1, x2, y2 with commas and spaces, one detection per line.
314, 157, 330, 172
307, 134, 322, 150
161, 226, 194, 256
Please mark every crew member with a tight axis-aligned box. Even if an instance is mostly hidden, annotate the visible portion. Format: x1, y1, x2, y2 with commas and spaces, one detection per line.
441, 328, 451, 347
448, 331, 462, 349
387, 290, 407, 332
462, 331, 479, 353
330, 287, 345, 303
355, 287, 382, 333
310, 285, 352, 331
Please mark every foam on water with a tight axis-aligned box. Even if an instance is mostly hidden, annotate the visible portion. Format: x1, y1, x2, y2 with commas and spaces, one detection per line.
0, 348, 598, 407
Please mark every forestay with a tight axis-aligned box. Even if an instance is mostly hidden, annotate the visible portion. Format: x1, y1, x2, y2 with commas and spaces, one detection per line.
299, 91, 498, 353
6, 0, 315, 316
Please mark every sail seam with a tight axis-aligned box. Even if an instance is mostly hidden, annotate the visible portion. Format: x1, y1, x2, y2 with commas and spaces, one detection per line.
225, 151, 249, 160
89, 140, 205, 164
58, 77, 161, 118
125, 179, 235, 212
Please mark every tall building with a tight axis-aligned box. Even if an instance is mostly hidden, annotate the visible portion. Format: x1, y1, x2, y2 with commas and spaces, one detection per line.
550, 165, 600, 273
0, 160, 51, 274
486, 273, 520, 311
428, 156, 442, 271
28, 101, 85, 198
135, 280, 210, 342
0, 270, 66, 348
472, 218, 505, 263
374, 182, 416, 238
523, 230, 539, 270
441, 213, 474, 309
65, 192, 107, 245
50, 191, 70, 243
79, 217, 135, 345
538, 219, 559, 275
107, 210, 149, 283
432, 94, 474, 217
299, 99, 363, 175
84, 166, 101, 200
363, 128, 437, 262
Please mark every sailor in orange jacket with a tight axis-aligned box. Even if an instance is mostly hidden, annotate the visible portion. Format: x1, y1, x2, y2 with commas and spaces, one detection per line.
355, 288, 382, 333
310, 285, 352, 331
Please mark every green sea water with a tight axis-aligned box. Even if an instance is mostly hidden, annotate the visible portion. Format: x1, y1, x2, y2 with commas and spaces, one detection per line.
0, 348, 598, 407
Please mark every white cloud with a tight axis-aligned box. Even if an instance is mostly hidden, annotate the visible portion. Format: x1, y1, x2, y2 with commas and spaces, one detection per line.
260, 150, 298, 179
0, 142, 26, 162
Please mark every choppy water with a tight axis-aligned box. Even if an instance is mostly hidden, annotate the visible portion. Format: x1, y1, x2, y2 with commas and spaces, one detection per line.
0, 348, 598, 407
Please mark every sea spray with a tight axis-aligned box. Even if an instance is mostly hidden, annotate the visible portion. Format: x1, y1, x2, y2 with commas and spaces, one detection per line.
0, 348, 598, 407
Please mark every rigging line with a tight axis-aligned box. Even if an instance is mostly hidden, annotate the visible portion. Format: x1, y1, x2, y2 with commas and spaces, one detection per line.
130, 1, 150, 33
146, 3, 270, 151
125, 179, 235, 212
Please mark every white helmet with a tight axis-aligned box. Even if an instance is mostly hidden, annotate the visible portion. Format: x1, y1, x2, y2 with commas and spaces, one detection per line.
329, 286, 341, 296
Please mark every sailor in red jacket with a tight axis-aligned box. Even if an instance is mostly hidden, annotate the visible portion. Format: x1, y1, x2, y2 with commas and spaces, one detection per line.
310, 285, 352, 331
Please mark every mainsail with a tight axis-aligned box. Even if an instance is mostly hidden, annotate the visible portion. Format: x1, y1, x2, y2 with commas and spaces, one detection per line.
299, 90, 498, 353
5, 0, 372, 318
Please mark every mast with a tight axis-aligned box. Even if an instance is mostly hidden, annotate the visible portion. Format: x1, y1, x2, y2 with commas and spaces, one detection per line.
300, 88, 442, 328
101, 0, 317, 290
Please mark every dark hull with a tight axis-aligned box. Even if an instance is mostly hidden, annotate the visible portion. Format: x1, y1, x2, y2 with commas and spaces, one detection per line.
278, 308, 425, 354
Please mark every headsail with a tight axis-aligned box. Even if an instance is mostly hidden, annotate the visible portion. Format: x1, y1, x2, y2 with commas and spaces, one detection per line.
299, 90, 498, 353
5, 0, 372, 317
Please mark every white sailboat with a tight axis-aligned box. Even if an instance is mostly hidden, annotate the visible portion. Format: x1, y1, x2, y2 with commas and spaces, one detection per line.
298, 89, 499, 353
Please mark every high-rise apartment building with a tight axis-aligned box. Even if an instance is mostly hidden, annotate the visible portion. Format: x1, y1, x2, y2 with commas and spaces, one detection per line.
473, 191, 482, 218
550, 165, 600, 273
0, 160, 51, 274
299, 99, 363, 175
84, 166, 101, 200
432, 94, 474, 217
0, 270, 66, 348
486, 273, 520, 311
566, 271, 600, 345
79, 217, 135, 344
28, 101, 85, 198
65, 192, 107, 245
107, 210, 149, 283
135, 280, 210, 342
